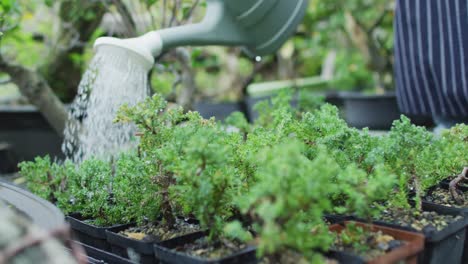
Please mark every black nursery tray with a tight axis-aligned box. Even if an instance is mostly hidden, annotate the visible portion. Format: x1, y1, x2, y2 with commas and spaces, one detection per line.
106, 218, 201, 264
368, 203, 468, 264
75, 240, 137, 264
423, 181, 468, 263
66, 213, 126, 251
106, 224, 157, 264
154, 231, 257, 264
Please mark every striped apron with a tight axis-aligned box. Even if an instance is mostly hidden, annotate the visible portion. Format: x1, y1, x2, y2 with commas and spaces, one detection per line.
394, 0, 468, 117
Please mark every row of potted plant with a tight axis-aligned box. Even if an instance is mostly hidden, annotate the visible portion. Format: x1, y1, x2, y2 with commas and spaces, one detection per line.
19, 92, 467, 264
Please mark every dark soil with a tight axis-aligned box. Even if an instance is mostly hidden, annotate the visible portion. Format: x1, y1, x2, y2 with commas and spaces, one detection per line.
424, 186, 468, 207
174, 236, 247, 260
119, 218, 200, 242
333, 229, 403, 261
376, 208, 462, 232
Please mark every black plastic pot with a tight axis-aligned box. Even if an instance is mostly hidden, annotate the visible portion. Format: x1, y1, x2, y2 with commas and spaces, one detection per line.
324, 214, 353, 224
154, 231, 257, 264
194, 101, 245, 122
106, 218, 201, 263
339, 92, 434, 130
66, 213, 125, 251
75, 240, 137, 264
106, 224, 157, 264
0, 105, 63, 163
0, 143, 18, 173
423, 181, 468, 263
368, 203, 467, 264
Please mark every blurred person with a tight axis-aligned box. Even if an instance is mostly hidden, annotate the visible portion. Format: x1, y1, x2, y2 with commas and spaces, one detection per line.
394, 0, 468, 132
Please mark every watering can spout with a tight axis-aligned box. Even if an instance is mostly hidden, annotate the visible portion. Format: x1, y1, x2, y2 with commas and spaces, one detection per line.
94, 31, 163, 71
94, 0, 309, 71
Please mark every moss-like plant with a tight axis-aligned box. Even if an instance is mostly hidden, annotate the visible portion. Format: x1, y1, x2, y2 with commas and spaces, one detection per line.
19, 156, 75, 204
116, 94, 242, 235
19, 153, 152, 226
172, 125, 242, 239
296, 104, 380, 172
226, 141, 340, 263
111, 153, 159, 225
332, 164, 396, 220
116, 94, 186, 228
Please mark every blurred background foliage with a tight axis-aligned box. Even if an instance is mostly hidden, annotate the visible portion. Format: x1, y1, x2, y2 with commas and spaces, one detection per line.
0, 0, 395, 107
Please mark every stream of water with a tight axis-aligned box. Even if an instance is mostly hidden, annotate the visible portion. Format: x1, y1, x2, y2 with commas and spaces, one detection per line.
62, 46, 149, 163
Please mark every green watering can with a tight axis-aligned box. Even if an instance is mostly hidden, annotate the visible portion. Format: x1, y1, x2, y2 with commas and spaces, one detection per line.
94, 0, 309, 70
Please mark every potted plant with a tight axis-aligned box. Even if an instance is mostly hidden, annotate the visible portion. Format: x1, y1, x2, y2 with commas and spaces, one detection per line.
225, 141, 341, 263
326, 165, 425, 263
415, 124, 468, 262
19, 155, 131, 251
361, 118, 468, 264
116, 96, 255, 263
287, 101, 466, 263
104, 96, 209, 263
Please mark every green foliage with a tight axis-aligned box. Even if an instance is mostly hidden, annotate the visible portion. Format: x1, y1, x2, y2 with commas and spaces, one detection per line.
19, 153, 154, 226
63, 158, 115, 225
173, 126, 242, 239
224, 111, 251, 135
0, 0, 21, 34
334, 223, 372, 254
228, 141, 338, 262
18, 156, 73, 203
112, 153, 159, 225
307, 0, 394, 91
116, 94, 242, 236
332, 164, 396, 220
21, 92, 467, 260
375, 116, 435, 209
331, 51, 375, 91
253, 90, 295, 129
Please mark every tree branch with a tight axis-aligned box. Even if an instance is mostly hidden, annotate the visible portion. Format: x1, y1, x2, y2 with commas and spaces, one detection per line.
449, 167, 468, 205
112, 0, 137, 37
0, 57, 67, 136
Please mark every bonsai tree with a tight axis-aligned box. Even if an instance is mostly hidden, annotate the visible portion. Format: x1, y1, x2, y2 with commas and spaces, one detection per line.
331, 164, 396, 221
437, 124, 468, 203
172, 124, 242, 240
226, 141, 340, 263
116, 94, 243, 237
116, 94, 185, 229
294, 103, 380, 173
110, 153, 158, 225
19, 153, 150, 226
18, 156, 75, 204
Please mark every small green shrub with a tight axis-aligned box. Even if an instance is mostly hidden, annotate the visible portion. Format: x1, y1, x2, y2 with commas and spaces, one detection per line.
227, 141, 339, 262
19, 156, 75, 204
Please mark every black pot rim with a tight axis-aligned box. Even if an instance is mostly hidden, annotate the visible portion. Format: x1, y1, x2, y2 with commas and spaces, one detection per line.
338, 91, 396, 100
0, 180, 64, 230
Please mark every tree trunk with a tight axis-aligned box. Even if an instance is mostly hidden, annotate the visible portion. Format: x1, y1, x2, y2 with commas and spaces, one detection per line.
344, 11, 387, 73
175, 48, 198, 110
39, 0, 106, 102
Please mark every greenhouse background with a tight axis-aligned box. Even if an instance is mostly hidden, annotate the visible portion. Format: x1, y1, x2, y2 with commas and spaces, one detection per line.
0, 0, 467, 263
